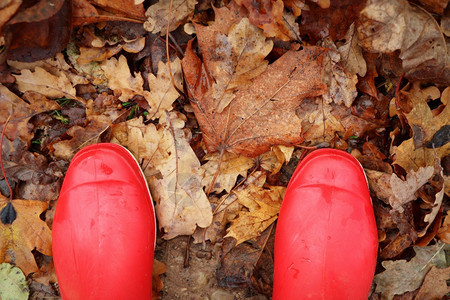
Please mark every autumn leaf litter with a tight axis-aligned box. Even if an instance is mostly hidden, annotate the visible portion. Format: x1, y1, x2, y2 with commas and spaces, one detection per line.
0, 0, 449, 299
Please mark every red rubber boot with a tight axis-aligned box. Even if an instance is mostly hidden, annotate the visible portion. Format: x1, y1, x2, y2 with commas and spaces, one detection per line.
52, 143, 156, 299
273, 149, 378, 299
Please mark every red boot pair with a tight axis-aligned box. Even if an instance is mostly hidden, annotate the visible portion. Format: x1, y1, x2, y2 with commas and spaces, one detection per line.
52, 144, 377, 299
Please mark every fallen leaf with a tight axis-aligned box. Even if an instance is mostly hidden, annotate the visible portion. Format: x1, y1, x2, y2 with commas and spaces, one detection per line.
0, 85, 59, 143
152, 259, 166, 299
337, 22, 367, 77
0, 263, 29, 300
32, 259, 57, 286
437, 213, 450, 243
357, 0, 448, 83
225, 184, 285, 245
51, 115, 112, 160
374, 242, 447, 300
0, 0, 21, 33
145, 58, 182, 120
146, 112, 213, 239
321, 37, 358, 108
77, 44, 124, 64
0, 196, 52, 276
182, 46, 327, 157
90, 0, 145, 19
144, 0, 197, 34
13, 67, 76, 99
389, 166, 434, 211
234, 0, 300, 41
195, 16, 273, 112
201, 152, 254, 194
415, 266, 450, 299
259, 145, 294, 174
101, 55, 145, 102
111, 117, 161, 163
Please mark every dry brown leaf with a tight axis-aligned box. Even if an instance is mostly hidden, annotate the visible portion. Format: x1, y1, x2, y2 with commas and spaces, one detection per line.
111, 117, 160, 162
90, 0, 146, 19
195, 17, 273, 113
146, 112, 213, 239
389, 166, 434, 211
234, 0, 300, 41
123, 37, 146, 53
259, 145, 294, 174
152, 259, 166, 299
182, 46, 327, 157
415, 266, 450, 299
144, 0, 197, 34
77, 45, 123, 64
201, 152, 254, 194
321, 37, 358, 108
357, 0, 448, 83
437, 213, 450, 243
225, 184, 285, 245
13, 67, 76, 99
0, 85, 59, 143
145, 58, 182, 120
51, 115, 112, 160
101, 55, 145, 102
374, 242, 447, 300
0, 196, 52, 276
337, 22, 367, 77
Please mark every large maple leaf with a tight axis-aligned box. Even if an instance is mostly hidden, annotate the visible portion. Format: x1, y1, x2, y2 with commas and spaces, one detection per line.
182, 45, 327, 157
0, 196, 52, 275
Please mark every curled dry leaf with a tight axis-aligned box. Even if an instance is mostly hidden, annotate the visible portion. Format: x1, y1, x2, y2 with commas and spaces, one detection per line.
374, 242, 447, 300
182, 46, 327, 157
0, 196, 52, 276
146, 112, 213, 239
260, 145, 294, 174
357, 0, 448, 83
144, 0, 197, 34
77, 45, 124, 64
437, 213, 450, 243
195, 17, 273, 113
225, 184, 285, 245
201, 152, 254, 194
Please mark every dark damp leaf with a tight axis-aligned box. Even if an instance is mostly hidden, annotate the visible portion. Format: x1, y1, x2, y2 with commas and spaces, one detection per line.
425, 125, 450, 148
1, 202, 17, 225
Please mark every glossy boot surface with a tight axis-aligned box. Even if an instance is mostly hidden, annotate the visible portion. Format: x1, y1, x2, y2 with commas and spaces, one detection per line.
52, 143, 156, 299
273, 149, 378, 299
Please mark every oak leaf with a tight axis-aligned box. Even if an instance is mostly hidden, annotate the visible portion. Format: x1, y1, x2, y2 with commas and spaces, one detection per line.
225, 184, 285, 245
146, 58, 182, 120
0, 85, 59, 144
13, 67, 76, 99
0, 196, 52, 276
415, 266, 450, 299
195, 17, 273, 112
259, 145, 294, 174
357, 0, 448, 83
147, 112, 213, 239
182, 46, 327, 157
201, 152, 254, 194
144, 0, 197, 34
374, 242, 447, 300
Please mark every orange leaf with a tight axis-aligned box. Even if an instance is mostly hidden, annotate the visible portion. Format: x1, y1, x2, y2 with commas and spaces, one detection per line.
0, 196, 52, 275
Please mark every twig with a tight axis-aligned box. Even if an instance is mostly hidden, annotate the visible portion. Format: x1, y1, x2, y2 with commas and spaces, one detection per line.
184, 235, 192, 268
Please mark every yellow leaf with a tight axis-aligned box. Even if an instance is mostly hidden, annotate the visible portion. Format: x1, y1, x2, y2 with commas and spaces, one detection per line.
225, 184, 285, 245
0, 197, 52, 276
